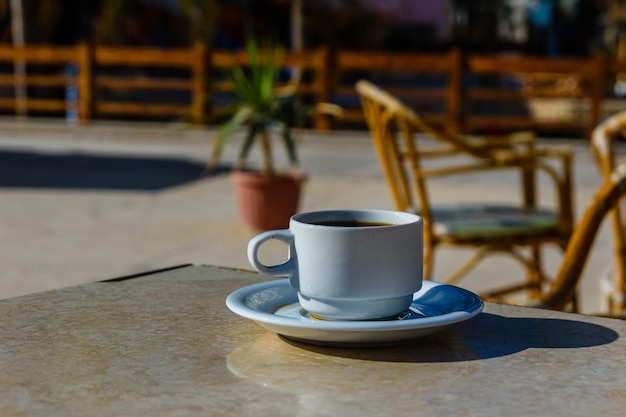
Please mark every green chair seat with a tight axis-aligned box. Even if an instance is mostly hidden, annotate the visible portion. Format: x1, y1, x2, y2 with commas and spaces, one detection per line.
426, 204, 558, 240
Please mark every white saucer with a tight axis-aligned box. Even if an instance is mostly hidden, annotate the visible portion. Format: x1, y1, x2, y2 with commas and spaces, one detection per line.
226, 279, 483, 347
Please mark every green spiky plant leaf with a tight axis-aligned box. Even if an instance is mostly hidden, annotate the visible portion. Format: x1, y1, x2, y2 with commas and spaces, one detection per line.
210, 38, 303, 176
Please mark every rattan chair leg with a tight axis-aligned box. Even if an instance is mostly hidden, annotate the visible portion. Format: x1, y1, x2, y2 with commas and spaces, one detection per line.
423, 248, 435, 281
527, 246, 544, 300
444, 249, 490, 285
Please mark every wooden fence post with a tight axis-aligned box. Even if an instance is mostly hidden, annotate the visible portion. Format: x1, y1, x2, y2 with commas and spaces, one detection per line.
313, 45, 333, 131
76, 42, 94, 122
190, 42, 209, 122
588, 52, 607, 138
448, 47, 463, 134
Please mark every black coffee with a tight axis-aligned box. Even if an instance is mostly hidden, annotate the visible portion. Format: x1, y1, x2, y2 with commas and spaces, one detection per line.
313, 220, 393, 227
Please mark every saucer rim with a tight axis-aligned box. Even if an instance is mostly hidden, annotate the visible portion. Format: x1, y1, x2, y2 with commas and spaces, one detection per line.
226, 279, 483, 332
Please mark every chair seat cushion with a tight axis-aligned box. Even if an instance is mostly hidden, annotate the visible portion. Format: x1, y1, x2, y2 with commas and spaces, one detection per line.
428, 204, 558, 240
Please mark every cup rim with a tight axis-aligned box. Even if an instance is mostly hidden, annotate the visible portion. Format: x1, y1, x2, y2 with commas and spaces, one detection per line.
291, 209, 422, 228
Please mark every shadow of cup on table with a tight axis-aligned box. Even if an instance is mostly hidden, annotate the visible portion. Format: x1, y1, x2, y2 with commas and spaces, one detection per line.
226, 315, 620, 415
228, 313, 619, 366
449, 313, 620, 360
275, 313, 619, 362
227, 313, 619, 398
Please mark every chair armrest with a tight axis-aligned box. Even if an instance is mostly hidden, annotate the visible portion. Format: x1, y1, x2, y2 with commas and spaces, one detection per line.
528, 146, 575, 240
420, 144, 574, 241
468, 130, 536, 150
315, 102, 344, 118
499, 145, 573, 238
491, 144, 571, 165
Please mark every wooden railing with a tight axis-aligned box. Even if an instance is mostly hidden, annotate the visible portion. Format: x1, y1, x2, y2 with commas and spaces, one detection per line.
334, 49, 462, 130
0, 43, 624, 136
463, 54, 605, 134
0, 45, 81, 115
90, 46, 198, 120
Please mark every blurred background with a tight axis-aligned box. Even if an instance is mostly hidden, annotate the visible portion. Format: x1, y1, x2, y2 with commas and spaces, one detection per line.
0, 1, 622, 315
1, 0, 623, 132
0, 0, 614, 56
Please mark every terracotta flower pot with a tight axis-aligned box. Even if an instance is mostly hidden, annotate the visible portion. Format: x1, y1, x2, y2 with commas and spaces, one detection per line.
232, 170, 306, 231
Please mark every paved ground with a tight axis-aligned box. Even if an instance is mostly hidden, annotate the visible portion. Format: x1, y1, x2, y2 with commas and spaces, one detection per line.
0, 117, 616, 314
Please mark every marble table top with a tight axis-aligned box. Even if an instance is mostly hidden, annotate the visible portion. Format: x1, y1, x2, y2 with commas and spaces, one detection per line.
1, 264, 624, 417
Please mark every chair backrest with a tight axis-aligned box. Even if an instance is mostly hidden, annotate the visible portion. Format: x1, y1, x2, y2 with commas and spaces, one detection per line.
541, 161, 626, 314
356, 79, 538, 234
356, 79, 495, 160
356, 79, 418, 215
589, 112, 626, 315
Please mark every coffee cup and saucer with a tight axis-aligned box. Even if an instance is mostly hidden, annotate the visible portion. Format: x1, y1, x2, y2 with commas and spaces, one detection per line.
226, 209, 483, 347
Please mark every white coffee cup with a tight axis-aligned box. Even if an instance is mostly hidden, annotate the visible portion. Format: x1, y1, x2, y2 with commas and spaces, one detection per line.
247, 209, 423, 320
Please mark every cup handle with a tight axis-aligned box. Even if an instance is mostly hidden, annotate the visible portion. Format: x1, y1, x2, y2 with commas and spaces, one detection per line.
247, 229, 298, 289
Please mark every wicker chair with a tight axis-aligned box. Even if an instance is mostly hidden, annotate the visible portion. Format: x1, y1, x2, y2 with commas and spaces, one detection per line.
356, 79, 574, 301
589, 112, 626, 316
534, 161, 626, 315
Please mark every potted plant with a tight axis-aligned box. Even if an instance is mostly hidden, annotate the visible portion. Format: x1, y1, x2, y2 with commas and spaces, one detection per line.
209, 39, 306, 231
